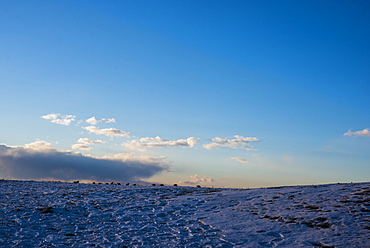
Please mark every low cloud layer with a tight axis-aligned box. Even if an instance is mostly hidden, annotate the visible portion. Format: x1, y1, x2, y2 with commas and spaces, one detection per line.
179, 174, 215, 186
83, 126, 130, 137
124, 136, 199, 150
231, 157, 249, 164
0, 142, 166, 182
203, 135, 260, 150
344, 128, 370, 137
41, 113, 76, 126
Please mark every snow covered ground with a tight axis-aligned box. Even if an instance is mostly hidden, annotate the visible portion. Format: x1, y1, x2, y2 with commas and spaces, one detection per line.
0, 180, 369, 247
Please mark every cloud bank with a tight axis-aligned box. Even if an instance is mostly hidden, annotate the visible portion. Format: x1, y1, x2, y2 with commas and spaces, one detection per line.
203, 135, 260, 150
41, 113, 76, 126
0, 142, 166, 182
344, 128, 370, 137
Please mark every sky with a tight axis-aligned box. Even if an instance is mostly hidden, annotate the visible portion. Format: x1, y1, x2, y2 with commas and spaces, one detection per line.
1, 0, 369, 188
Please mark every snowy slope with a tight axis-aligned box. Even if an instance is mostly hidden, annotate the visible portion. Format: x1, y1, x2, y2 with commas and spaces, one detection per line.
0, 180, 369, 247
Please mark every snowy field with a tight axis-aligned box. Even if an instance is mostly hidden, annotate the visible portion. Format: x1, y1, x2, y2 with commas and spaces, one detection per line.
0, 180, 369, 247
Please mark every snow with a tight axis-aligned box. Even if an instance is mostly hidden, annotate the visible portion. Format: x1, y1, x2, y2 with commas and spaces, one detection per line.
0, 180, 369, 247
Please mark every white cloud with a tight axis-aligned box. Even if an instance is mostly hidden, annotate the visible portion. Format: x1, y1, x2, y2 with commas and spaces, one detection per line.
86, 117, 98, 125
24, 140, 54, 151
344, 128, 370, 137
86, 116, 116, 125
101, 118, 116, 123
179, 174, 215, 186
77, 138, 106, 144
203, 135, 260, 150
72, 138, 106, 151
231, 157, 249, 164
41, 113, 59, 120
123, 136, 199, 150
83, 126, 130, 137
71, 144, 93, 151
41, 113, 76, 126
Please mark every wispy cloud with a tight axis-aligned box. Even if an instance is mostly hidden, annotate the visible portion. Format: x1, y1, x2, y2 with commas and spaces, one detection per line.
71, 138, 106, 150
100, 153, 166, 165
77, 138, 106, 144
203, 135, 260, 150
344, 128, 370, 137
41, 113, 76, 126
179, 174, 215, 186
71, 144, 93, 151
86, 116, 116, 125
230, 157, 249, 164
123, 136, 199, 150
0, 142, 166, 182
83, 126, 130, 137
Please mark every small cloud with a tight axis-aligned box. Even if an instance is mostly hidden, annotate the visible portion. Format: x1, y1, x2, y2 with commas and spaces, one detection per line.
101, 118, 116, 123
230, 157, 249, 164
86, 117, 98, 125
203, 135, 260, 150
344, 128, 370, 137
123, 136, 199, 150
83, 126, 130, 137
77, 138, 106, 145
72, 137, 107, 151
178, 174, 215, 186
71, 144, 93, 151
86, 116, 116, 125
41, 113, 76, 126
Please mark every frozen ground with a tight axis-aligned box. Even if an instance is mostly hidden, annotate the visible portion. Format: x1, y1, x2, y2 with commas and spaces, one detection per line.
0, 180, 369, 247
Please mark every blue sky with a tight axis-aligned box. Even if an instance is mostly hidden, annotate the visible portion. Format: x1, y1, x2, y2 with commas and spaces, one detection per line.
1, 0, 369, 187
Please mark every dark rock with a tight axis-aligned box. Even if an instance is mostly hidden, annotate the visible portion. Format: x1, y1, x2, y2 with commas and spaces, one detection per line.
39, 207, 54, 214
317, 222, 331, 228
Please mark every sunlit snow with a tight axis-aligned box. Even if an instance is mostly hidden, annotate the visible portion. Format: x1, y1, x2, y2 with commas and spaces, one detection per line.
0, 180, 369, 247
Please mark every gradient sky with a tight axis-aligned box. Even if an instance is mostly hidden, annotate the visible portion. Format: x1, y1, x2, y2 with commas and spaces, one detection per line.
1, 0, 369, 188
